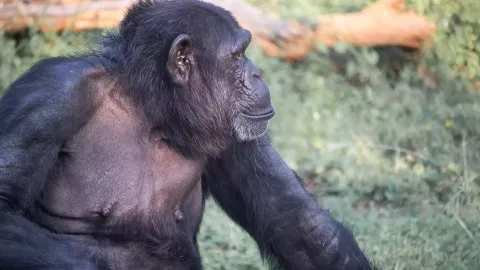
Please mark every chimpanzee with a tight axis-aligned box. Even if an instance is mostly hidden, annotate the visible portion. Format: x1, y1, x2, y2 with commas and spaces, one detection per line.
0, 0, 373, 269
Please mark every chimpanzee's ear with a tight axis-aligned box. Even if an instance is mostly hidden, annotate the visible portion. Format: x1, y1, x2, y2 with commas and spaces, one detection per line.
167, 34, 193, 87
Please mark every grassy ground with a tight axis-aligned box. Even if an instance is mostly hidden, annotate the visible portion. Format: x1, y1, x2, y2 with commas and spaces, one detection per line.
1, 0, 480, 269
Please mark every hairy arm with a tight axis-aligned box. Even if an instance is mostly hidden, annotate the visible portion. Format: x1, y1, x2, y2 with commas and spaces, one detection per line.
203, 136, 373, 270
0, 57, 104, 269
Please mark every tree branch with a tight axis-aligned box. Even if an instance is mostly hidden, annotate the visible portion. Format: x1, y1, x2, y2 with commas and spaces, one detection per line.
0, 0, 437, 61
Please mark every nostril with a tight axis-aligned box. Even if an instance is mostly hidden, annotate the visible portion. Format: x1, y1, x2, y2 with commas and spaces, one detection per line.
251, 65, 263, 79
253, 70, 262, 79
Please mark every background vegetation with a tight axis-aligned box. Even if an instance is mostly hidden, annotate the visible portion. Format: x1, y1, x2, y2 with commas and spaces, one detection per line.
1, 0, 479, 269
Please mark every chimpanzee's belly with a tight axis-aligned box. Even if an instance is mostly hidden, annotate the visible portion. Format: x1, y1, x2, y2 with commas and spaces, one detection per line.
34, 98, 206, 268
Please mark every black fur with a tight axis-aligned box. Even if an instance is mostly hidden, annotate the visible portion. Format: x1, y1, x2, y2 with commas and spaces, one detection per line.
0, 57, 104, 269
0, 0, 373, 269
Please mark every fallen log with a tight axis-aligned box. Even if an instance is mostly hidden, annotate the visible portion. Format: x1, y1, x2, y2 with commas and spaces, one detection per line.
0, 0, 437, 61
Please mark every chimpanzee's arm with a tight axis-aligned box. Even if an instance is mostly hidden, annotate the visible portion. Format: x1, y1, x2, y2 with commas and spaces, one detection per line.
203, 136, 373, 270
0, 57, 104, 269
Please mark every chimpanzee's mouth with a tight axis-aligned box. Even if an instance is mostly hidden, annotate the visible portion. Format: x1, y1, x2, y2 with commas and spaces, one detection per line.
240, 109, 275, 121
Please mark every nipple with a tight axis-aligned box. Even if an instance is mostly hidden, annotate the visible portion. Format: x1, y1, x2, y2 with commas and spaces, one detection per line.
174, 207, 184, 223
98, 203, 115, 218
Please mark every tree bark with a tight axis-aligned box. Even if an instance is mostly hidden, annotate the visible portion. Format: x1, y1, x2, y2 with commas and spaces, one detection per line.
0, 0, 436, 61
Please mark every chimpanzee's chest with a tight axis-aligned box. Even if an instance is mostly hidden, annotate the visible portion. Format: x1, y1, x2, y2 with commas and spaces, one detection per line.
34, 99, 206, 268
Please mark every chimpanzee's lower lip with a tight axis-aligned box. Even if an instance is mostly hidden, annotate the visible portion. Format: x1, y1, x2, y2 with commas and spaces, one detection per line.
240, 109, 275, 120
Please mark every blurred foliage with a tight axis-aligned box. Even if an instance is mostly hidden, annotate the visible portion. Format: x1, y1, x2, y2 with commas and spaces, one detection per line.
253, 43, 480, 213
0, 28, 101, 90
1, 0, 480, 269
409, 0, 480, 82
248, 0, 480, 82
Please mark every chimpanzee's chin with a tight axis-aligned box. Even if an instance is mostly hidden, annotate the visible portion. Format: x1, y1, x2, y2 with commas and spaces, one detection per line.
233, 116, 269, 141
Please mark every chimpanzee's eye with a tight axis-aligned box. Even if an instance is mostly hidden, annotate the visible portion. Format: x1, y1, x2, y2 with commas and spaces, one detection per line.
234, 52, 244, 61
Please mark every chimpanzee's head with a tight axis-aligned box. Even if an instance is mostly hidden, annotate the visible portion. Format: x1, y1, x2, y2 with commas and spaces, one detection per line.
104, 0, 274, 157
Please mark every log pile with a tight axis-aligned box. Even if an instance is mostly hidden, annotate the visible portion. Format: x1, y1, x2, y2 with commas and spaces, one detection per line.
0, 0, 437, 61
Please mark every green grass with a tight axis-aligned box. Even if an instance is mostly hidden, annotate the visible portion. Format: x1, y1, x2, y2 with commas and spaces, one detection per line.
1, 0, 480, 269
199, 197, 480, 270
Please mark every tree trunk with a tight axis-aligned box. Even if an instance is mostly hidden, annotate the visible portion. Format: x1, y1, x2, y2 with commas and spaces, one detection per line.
0, 0, 436, 61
